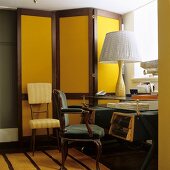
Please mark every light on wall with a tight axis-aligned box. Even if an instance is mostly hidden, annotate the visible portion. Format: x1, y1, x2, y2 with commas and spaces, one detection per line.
99, 31, 141, 97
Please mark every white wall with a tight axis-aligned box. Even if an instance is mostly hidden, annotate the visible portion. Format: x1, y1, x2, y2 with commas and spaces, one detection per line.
123, 12, 158, 94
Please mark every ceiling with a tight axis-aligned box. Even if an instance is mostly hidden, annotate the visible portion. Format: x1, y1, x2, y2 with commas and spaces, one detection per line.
0, 0, 154, 14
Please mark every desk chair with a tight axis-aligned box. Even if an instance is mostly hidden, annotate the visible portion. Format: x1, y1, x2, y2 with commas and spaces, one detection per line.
53, 89, 105, 170
27, 83, 60, 155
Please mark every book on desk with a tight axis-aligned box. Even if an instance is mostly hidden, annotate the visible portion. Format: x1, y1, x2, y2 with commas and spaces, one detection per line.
131, 94, 158, 100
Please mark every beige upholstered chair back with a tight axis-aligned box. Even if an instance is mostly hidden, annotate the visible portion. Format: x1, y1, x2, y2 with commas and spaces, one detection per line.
27, 83, 52, 104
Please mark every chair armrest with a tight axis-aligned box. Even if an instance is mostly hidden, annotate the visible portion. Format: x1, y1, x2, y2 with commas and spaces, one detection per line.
68, 105, 82, 109
82, 110, 93, 137
62, 107, 94, 137
62, 108, 93, 137
61, 108, 83, 113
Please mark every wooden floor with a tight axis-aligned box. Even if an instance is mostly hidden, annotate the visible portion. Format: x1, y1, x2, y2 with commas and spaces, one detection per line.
0, 148, 109, 170
0, 136, 158, 170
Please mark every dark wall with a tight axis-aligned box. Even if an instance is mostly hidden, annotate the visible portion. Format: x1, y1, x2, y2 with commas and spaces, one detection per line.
0, 10, 17, 128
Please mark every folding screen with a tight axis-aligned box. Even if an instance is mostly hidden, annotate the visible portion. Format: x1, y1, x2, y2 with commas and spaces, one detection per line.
17, 8, 122, 140
18, 9, 54, 137
56, 9, 92, 124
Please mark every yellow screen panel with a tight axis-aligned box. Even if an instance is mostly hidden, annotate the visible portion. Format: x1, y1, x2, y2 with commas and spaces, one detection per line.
21, 15, 52, 136
60, 16, 89, 93
21, 15, 52, 93
97, 16, 120, 92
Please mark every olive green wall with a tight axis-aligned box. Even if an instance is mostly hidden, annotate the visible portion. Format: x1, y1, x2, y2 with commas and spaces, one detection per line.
0, 10, 17, 128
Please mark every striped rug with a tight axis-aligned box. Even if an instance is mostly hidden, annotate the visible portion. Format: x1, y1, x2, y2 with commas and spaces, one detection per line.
0, 148, 109, 170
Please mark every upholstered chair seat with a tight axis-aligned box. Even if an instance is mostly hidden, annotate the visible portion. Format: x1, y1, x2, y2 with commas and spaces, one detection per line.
30, 118, 60, 129
64, 124, 104, 139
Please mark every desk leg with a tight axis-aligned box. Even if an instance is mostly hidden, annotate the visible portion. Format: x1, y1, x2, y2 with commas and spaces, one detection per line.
141, 144, 154, 170
139, 116, 158, 170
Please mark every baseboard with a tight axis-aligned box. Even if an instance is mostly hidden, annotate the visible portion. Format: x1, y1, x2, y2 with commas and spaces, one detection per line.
0, 128, 18, 142
0, 135, 59, 153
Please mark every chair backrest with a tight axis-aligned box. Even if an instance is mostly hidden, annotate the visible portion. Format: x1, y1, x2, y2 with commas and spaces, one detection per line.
27, 83, 52, 119
53, 90, 69, 127
27, 83, 52, 104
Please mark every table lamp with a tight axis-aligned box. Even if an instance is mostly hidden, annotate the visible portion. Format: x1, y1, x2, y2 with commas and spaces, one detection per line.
99, 31, 141, 97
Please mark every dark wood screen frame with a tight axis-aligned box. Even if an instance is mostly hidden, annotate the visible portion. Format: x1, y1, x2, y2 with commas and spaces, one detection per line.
55, 8, 94, 100
17, 8, 55, 142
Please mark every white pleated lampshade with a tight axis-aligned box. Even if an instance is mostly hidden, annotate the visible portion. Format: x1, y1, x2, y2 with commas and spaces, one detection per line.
99, 31, 141, 63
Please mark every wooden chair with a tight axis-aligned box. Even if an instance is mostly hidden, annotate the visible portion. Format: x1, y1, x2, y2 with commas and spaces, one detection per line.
53, 89, 105, 170
27, 83, 60, 155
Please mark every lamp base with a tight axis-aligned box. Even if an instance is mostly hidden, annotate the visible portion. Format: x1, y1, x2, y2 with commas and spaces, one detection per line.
115, 61, 125, 97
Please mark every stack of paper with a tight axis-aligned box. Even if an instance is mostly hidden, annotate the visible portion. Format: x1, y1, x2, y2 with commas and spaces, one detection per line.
107, 102, 149, 110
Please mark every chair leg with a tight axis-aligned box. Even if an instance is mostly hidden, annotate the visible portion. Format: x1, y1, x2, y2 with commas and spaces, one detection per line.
56, 128, 61, 151
47, 128, 50, 137
60, 139, 68, 170
94, 140, 102, 170
32, 129, 36, 156
64, 141, 68, 160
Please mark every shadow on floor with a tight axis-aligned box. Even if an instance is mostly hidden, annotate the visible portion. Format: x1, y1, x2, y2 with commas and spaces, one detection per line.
74, 135, 158, 170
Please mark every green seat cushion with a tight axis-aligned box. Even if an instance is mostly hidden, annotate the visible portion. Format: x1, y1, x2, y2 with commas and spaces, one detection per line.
64, 124, 105, 139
